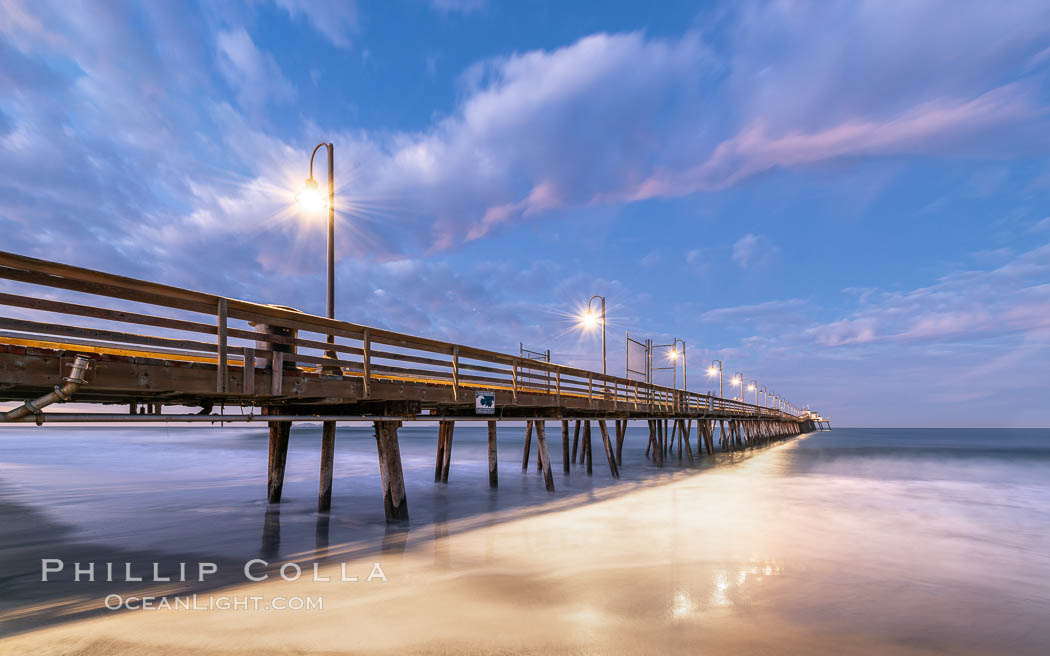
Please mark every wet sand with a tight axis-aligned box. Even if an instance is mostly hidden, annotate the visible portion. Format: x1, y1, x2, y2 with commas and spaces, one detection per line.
3, 432, 1047, 655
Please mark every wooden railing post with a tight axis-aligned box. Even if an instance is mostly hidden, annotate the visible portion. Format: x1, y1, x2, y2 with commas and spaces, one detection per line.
216, 298, 228, 393
362, 328, 371, 398
451, 345, 460, 401
511, 360, 519, 403
243, 347, 255, 395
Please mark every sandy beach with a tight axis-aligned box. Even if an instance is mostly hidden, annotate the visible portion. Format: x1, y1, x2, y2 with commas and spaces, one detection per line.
4, 431, 1047, 655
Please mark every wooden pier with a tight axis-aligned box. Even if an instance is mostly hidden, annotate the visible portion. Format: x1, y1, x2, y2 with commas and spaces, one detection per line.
0, 251, 827, 522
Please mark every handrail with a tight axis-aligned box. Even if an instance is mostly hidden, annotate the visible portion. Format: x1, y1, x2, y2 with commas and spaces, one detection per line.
0, 250, 803, 418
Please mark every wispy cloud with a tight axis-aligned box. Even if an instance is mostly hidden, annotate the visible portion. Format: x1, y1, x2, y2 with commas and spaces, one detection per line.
731, 233, 777, 269
701, 298, 809, 323
272, 0, 358, 48
216, 27, 296, 108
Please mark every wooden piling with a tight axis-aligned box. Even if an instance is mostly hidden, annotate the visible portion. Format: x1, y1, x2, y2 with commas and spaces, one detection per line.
534, 421, 555, 492
536, 426, 543, 474
598, 420, 620, 479
583, 421, 593, 475
434, 422, 446, 483
654, 420, 664, 467
571, 420, 581, 464
561, 420, 570, 474
680, 419, 694, 464
266, 407, 290, 503
374, 420, 408, 522
318, 421, 336, 512
488, 420, 498, 488
522, 420, 533, 472
440, 420, 454, 483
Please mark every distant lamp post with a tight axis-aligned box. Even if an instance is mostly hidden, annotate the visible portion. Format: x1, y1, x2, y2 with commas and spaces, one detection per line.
706, 360, 723, 398
760, 386, 768, 407
748, 380, 758, 405
577, 295, 607, 375
732, 373, 744, 401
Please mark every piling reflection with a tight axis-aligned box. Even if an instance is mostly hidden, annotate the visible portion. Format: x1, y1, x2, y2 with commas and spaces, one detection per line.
314, 512, 330, 554
382, 524, 409, 555
260, 506, 281, 559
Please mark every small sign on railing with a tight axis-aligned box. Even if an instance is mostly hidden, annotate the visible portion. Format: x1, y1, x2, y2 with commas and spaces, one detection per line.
475, 390, 495, 414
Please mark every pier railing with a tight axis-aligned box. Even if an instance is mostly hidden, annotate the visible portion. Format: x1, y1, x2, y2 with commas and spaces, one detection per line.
0, 251, 796, 419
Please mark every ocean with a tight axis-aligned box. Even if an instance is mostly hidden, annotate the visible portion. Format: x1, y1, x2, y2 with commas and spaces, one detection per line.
1, 425, 1048, 653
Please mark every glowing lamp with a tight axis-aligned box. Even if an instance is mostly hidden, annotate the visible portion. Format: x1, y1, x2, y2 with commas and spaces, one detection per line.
295, 177, 327, 213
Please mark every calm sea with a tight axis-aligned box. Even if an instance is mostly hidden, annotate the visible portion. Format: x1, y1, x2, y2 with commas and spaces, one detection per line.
1, 425, 1048, 650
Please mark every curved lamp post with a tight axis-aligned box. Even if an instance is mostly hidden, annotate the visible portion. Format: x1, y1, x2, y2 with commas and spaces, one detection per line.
579, 295, 607, 375
669, 338, 687, 390
296, 142, 335, 327
732, 372, 744, 402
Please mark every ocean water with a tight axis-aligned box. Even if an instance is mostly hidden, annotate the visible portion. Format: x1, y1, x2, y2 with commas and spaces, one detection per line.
1, 425, 1049, 653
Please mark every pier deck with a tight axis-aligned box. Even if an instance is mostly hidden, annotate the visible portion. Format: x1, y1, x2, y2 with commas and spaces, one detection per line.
0, 251, 828, 520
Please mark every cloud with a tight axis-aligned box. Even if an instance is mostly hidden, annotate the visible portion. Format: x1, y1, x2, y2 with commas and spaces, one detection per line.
700, 299, 808, 323
627, 84, 1040, 199
216, 27, 296, 108
801, 242, 1050, 348
272, 0, 357, 48
1028, 217, 1050, 233
731, 233, 776, 269
332, 3, 1050, 248
639, 250, 662, 268
5, 0, 1048, 265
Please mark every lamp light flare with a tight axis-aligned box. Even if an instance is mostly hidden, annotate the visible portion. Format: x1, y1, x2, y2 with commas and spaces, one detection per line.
577, 310, 599, 330
706, 366, 718, 377
295, 177, 327, 213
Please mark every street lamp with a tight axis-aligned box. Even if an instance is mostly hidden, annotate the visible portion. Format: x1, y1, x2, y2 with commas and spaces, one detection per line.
731, 372, 743, 401
578, 295, 606, 375
668, 338, 687, 390
296, 142, 336, 327
748, 379, 758, 405
760, 386, 768, 407
706, 360, 723, 398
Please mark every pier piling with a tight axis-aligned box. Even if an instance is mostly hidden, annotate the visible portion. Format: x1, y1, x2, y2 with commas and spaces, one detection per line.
266, 407, 290, 503
488, 420, 498, 488
522, 420, 533, 472
534, 421, 555, 492
318, 421, 336, 511
374, 420, 408, 522
561, 420, 570, 474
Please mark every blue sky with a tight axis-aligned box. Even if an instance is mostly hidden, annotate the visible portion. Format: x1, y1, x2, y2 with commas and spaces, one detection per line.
2, 0, 1049, 426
